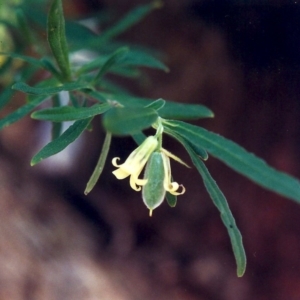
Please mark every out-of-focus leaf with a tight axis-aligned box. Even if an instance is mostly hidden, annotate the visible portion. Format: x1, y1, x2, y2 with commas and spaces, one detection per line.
0, 95, 50, 129
0, 52, 42, 67
32, 103, 111, 122
31, 117, 92, 165
88, 1, 163, 48
102, 107, 158, 135
145, 99, 165, 111
93, 47, 129, 83
0, 86, 15, 110
47, 0, 70, 80
77, 48, 168, 75
40, 57, 63, 80
12, 81, 89, 95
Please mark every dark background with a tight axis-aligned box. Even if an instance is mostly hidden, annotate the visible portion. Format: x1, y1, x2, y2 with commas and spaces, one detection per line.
1, 0, 300, 299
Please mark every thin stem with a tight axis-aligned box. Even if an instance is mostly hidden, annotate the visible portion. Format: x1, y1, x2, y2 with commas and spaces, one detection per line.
84, 132, 112, 195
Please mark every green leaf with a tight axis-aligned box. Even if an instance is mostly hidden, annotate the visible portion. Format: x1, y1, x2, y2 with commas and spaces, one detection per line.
51, 95, 62, 140
40, 57, 63, 80
164, 120, 300, 203
117, 49, 169, 72
187, 147, 246, 277
84, 132, 112, 195
145, 99, 165, 111
102, 107, 158, 135
163, 126, 208, 160
0, 52, 42, 67
77, 48, 168, 75
0, 95, 50, 130
131, 132, 147, 145
98, 93, 214, 120
31, 103, 111, 122
47, 0, 71, 80
31, 118, 92, 165
12, 81, 89, 95
166, 191, 177, 207
93, 47, 129, 83
89, 1, 163, 46
0, 86, 15, 110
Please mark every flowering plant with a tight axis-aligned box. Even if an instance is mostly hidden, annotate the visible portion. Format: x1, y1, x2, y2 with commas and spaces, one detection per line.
1, 0, 300, 278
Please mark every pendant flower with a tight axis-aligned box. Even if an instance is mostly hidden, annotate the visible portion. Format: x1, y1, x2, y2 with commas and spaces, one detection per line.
112, 136, 158, 191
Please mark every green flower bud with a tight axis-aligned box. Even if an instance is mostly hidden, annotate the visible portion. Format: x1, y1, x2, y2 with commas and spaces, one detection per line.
142, 152, 166, 216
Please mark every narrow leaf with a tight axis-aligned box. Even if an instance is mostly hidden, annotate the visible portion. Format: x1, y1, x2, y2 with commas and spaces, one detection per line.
164, 120, 300, 203
93, 47, 129, 83
187, 147, 246, 277
90, 1, 163, 46
0, 95, 50, 130
31, 103, 111, 122
98, 93, 214, 120
166, 191, 177, 207
12, 81, 89, 95
78, 49, 168, 75
145, 99, 165, 111
0, 52, 42, 67
163, 126, 208, 161
102, 107, 158, 135
84, 132, 112, 195
47, 0, 71, 80
31, 118, 92, 165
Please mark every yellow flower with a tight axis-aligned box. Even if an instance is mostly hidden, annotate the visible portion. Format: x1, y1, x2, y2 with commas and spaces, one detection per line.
161, 150, 186, 196
112, 136, 158, 191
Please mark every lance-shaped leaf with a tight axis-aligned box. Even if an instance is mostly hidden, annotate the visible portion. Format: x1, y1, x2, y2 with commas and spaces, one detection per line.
163, 126, 208, 161
32, 103, 111, 122
31, 118, 92, 165
163, 120, 300, 203
0, 52, 42, 67
0, 95, 50, 130
47, 0, 71, 80
88, 1, 163, 47
97, 92, 214, 120
145, 99, 165, 111
12, 81, 89, 95
102, 107, 158, 135
77, 48, 168, 75
93, 47, 129, 83
186, 146, 246, 277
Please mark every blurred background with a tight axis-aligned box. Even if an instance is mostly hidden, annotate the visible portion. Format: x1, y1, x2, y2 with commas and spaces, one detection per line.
1, 0, 300, 299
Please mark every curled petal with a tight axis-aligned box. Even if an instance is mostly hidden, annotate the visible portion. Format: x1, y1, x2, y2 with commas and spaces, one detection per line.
112, 157, 122, 167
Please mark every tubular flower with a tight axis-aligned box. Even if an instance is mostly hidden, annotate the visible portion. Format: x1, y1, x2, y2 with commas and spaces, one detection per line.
112, 136, 158, 191
161, 151, 186, 196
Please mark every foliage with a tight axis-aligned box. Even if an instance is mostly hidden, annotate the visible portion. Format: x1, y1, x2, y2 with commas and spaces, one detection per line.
1, 0, 300, 277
